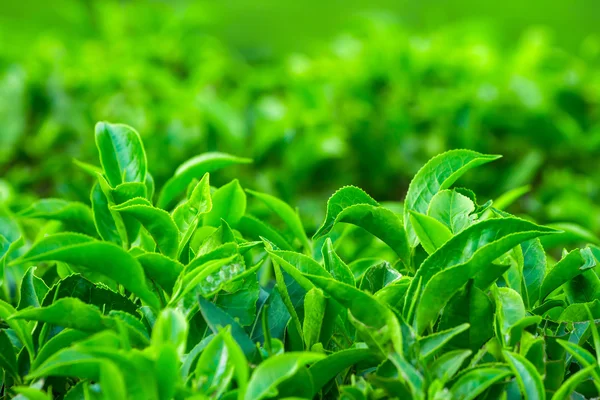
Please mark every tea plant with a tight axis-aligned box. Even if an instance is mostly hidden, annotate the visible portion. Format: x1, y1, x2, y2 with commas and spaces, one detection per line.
2, 122, 600, 399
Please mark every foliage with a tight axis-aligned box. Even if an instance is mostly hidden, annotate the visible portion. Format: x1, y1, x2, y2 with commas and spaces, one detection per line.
2, 4, 600, 237
2, 124, 600, 398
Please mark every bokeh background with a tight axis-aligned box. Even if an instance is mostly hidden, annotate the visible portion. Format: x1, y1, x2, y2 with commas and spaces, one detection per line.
2, 0, 600, 234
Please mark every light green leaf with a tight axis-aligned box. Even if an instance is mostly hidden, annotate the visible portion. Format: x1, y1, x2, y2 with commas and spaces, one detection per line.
32, 329, 90, 371
247, 189, 310, 251
18, 267, 49, 310
322, 238, 355, 286
503, 350, 545, 400
157, 153, 251, 210
95, 122, 147, 187
449, 367, 511, 400
204, 179, 247, 228
244, 352, 325, 400
409, 211, 453, 254
302, 288, 326, 350
195, 329, 235, 397
430, 349, 472, 383
427, 189, 475, 234
404, 149, 501, 247
313, 186, 379, 239
151, 308, 188, 356
550, 365, 595, 400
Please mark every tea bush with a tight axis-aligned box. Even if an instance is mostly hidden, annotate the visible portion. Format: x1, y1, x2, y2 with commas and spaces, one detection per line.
2, 123, 600, 399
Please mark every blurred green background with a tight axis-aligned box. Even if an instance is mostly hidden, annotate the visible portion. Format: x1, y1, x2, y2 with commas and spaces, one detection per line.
2, 0, 600, 233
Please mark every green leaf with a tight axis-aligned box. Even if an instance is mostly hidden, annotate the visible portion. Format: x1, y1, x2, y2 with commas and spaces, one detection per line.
195, 330, 235, 397
408, 211, 453, 254
322, 238, 355, 286
388, 352, 425, 397
418, 323, 470, 361
302, 288, 326, 350
16, 233, 160, 309
157, 153, 251, 210
243, 352, 325, 400
41, 274, 138, 316
198, 296, 258, 362
503, 350, 545, 400
215, 274, 260, 327
427, 189, 475, 234
493, 185, 531, 211
404, 150, 501, 247
237, 215, 293, 251
406, 218, 556, 333
12, 387, 52, 400
308, 348, 376, 396
18, 198, 97, 236
318, 203, 410, 263
359, 261, 401, 294
564, 269, 600, 304
301, 274, 402, 355
557, 340, 600, 383
429, 349, 472, 383
136, 252, 183, 295
151, 308, 188, 356
313, 186, 379, 239
100, 361, 128, 399
247, 189, 310, 251
12, 297, 109, 332
32, 329, 90, 371
28, 331, 122, 381
449, 367, 511, 400
438, 281, 494, 351
172, 173, 212, 258
521, 239, 546, 308
112, 198, 180, 258
550, 365, 595, 400
494, 287, 525, 345
18, 267, 49, 310
204, 179, 247, 228
171, 255, 245, 310
0, 299, 34, 357
0, 329, 18, 380
272, 259, 304, 350
95, 122, 147, 187
266, 249, 331, 291
91, 182, 122, 246
539, 247, 595, 301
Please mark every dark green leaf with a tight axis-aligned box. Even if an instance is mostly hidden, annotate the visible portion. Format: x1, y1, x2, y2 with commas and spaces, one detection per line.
16, 233, 160, 309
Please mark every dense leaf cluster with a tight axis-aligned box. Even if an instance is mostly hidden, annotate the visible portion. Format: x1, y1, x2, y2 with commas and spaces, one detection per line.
2, 8, 600, 233
2, 123, 600, 399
